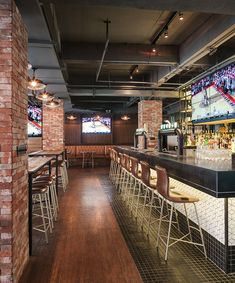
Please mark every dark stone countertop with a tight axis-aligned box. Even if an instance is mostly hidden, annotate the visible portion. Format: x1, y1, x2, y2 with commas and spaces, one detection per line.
115, 146, 235, 198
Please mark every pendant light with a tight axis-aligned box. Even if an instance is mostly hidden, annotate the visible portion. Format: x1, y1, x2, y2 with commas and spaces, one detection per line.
121, 114, 130, 121
67, 113, 77, 120
45, 98, 61, 108
28, 68, 46, 91
36, 90, 54, 102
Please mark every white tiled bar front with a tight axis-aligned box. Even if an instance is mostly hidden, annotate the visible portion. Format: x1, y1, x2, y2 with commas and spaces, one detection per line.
116, 146, 235, 273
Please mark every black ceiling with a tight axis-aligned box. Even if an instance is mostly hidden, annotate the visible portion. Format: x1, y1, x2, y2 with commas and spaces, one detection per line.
16, 0, 235, 114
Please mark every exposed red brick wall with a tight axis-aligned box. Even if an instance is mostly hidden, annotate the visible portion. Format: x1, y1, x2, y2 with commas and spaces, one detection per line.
0, 1, 28, 282
42, 101, 65, 150
138, 100, 162, 149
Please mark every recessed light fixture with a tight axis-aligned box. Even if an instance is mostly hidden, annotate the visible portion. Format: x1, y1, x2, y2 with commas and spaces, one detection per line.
179, 12, 184, 21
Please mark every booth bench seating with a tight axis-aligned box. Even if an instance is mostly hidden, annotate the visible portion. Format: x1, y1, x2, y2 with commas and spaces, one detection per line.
65, 145, 114, 166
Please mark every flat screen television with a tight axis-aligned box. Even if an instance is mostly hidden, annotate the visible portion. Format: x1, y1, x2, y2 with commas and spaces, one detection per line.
191, 63, 235, 123
82, 116, 111, 134
28, 100, 42, 137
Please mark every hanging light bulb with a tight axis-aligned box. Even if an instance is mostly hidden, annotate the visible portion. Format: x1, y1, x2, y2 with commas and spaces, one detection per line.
67, 114, 77, 120
121, 114, 130, 121
152, 47, 156, 53
179, 12, 184, 21
28, 68, 46, 91
45, 98, 61, 108
36, 90, 54, 102
130, 75, 133, 80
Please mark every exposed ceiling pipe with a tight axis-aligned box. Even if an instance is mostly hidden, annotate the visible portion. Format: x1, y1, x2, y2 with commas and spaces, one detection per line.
68, 85, 176, 90
96, 19, 111, 82
98, 80, 157, 85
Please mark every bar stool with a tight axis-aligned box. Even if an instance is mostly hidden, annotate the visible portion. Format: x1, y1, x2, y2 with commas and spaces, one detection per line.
81, 151, 95, 168
32, 185, 52, 243
136, 161, 161, 228
113, 150, 121, 188
126, 156, 142, 208
121, 154, 132, 199
109, 149, 116, 183
118, 154, 128, 193
155, 166, 207, 261
34, 175, 59, 220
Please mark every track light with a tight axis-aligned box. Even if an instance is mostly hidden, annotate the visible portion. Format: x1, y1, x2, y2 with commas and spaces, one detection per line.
179, 12, 184, 21
164, 28, 168, 38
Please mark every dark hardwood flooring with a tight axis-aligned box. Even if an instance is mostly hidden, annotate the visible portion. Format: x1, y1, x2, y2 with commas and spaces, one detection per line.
19, 167, 142, 283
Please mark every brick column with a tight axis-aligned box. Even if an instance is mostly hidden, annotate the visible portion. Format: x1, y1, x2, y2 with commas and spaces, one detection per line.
138, 100, 162, 149
0, 1, 28, 282
42, 101, 65, 150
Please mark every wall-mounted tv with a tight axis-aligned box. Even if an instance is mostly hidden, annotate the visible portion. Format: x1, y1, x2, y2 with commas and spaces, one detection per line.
28, 99, 42, 137
82, 116, 111, 134
191, 63, 235, 123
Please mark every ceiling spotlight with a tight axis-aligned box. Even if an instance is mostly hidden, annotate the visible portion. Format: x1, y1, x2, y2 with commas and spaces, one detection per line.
67, 114, 77, 120
36, 90, 54, 102
28, 68, 46, 91
179, 12, 184, 21
164, 28, 168, 39
121, 114, 130, 121
45, 98, 61, 108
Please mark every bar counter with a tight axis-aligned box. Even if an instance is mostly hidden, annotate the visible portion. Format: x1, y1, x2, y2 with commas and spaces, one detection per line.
115, 146, 235, 198
115, 146, 235, 273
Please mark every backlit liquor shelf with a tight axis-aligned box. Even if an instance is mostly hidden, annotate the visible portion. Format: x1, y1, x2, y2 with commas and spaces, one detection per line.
115, 146, 235, 273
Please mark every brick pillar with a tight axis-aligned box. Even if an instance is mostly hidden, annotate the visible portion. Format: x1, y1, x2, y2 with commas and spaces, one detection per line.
0, 1, 28, 282
138, 100, 162, 149
42, 101, 65, 150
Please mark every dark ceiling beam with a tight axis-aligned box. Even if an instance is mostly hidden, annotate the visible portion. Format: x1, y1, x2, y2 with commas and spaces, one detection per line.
62, 43, 178, 66
40, 0, 235, 15
69, 89, 179, 98
28, 39, 55, 48
69, 96, 129, 103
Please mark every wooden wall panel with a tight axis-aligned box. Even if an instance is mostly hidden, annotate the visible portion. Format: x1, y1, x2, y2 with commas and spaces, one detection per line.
65, 114, 137, 145
113, 115, 137, 145
64, 121, 81, 145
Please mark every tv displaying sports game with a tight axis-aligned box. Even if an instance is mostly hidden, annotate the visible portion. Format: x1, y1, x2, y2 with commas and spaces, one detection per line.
28, 100, 42, 137
82, 116, 111, 134
191, 63, 235, 123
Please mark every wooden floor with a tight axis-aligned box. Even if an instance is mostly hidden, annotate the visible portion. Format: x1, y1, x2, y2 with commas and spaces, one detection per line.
19, 167, 142, 283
